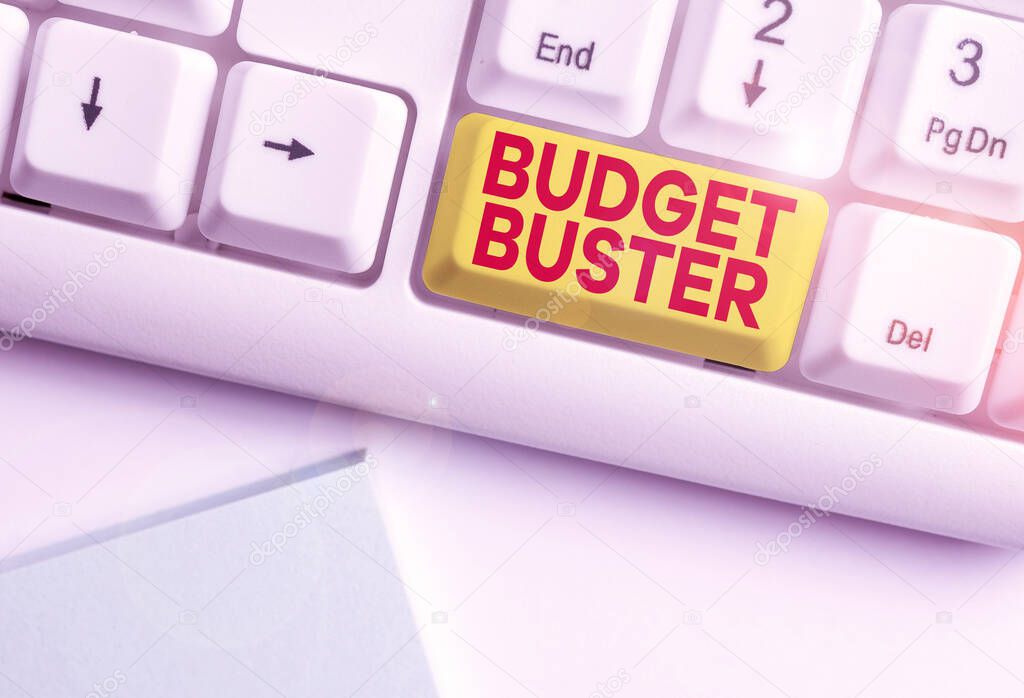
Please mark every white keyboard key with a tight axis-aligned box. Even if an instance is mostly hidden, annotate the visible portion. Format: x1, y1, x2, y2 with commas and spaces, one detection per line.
0, 5, 27, 158
851, 5, 1024, 222
660, 0, 880, 179
11, 19, 216, 230
58, 0, 234, 36
465, 0, 678, 136
237, 0, 468, 98
800, 204, 1019, 414
198, 62, 407, 274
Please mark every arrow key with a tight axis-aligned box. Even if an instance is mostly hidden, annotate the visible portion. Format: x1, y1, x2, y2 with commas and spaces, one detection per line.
660, 0, 880, 179
11, 19, 216, 230
199, 62, 408, 274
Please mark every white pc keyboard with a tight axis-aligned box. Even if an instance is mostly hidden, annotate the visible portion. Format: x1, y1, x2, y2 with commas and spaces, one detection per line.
2, 0, 1024, 547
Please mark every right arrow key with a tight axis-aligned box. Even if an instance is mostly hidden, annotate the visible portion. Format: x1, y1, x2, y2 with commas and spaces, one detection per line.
199, 62, 408, 274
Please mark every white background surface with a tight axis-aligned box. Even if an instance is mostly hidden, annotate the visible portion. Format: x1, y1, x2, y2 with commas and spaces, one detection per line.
0, 452, 436, 698
1, 339, 1023, 697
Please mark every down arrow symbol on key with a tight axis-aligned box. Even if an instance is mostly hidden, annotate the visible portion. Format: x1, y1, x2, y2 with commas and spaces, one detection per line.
743, 60, 767, 108
81, 76, 103, 130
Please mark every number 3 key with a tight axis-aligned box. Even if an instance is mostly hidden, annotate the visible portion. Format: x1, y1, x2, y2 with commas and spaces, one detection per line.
851, 4, 1024, 222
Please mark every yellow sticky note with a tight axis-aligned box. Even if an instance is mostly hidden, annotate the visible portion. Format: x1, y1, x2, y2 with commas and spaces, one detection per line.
423, 114, 828, 371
